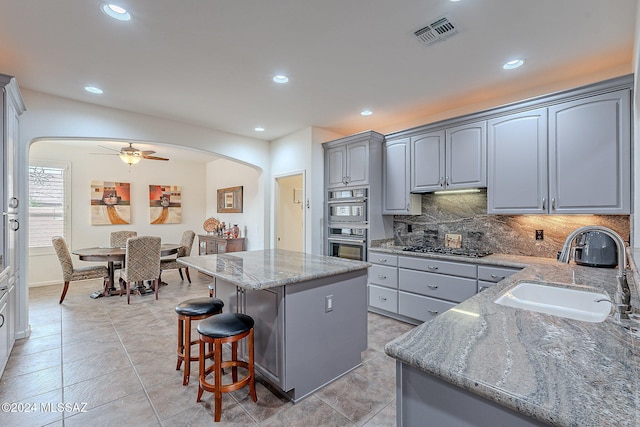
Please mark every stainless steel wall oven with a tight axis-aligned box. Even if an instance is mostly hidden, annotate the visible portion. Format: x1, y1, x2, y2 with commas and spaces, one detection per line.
326, 188, 369, 261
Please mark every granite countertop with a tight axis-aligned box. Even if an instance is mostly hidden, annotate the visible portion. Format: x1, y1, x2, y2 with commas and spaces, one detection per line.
178, 249, 370, 290
383, 246, 640, 427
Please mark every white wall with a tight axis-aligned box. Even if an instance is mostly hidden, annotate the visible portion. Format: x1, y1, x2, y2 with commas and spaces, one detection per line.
270, 126, 343, 254
29, 141, 212, 286
205, 158, 263, 250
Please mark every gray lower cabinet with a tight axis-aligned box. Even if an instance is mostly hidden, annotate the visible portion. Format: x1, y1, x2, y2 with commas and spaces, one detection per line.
477, 265, 521, 292
488, 88, 631, 214
397, 362, 546, 426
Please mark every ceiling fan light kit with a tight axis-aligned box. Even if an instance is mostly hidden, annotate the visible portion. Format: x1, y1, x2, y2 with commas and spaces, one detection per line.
119, 151, 142, 165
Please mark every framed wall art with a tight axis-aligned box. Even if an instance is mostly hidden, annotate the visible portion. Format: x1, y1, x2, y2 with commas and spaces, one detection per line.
149, 185, 182, 224
217, 186, 243, 213
90, 180, 131, 225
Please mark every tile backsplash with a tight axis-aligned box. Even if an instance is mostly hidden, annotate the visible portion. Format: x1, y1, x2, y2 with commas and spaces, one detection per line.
387, 191, 630, 259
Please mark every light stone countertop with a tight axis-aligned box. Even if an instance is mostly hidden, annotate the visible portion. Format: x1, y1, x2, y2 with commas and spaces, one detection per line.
381, 246, 640, 427
178, 249, 370, 290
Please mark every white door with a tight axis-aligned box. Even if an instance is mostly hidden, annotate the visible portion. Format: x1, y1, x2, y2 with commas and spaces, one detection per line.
275, 174, 304, 251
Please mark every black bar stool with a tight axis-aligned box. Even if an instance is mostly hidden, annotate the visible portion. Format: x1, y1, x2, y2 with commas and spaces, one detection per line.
196, 312, 257, 422
175, 297, 224, 386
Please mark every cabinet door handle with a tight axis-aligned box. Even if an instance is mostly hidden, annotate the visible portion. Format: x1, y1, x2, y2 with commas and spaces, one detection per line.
0, 314, 4, 328
378, 296, 387, 302
377, 275, 387, 280
378, 258, 387, 263
445, 176, 449, 186
427, 284, 438, 289
490, 274, 505, 280
9, 219, 18, 231
427, 309, 439, 315
439, 177, 444, 187
542, 198, 546, 210
479, 286, 489, 292
8, 197, 18, 209
551, 198, 556, 210
427, 266, 439, 271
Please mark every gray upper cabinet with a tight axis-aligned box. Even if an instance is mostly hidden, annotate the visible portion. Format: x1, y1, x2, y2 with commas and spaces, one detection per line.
410, 122, 486, 193
383, 138, 421, 215
548, 90, 630, 214
488, 89, 631, 214
445, 121, 487, 190
325, 139, 369, 188
411, 131, 445, 192
488, 108, 548, 214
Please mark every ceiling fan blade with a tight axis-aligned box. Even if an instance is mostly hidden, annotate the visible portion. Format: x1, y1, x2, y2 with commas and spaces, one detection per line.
140, 150, 156, 155
98, 145, 121, 152
142, 155, 170, 161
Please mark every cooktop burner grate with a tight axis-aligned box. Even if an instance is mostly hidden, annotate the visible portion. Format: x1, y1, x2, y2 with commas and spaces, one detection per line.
402, 246, 493, 258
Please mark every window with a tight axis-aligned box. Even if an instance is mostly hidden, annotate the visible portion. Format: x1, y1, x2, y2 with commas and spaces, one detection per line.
28, 162, 70, 248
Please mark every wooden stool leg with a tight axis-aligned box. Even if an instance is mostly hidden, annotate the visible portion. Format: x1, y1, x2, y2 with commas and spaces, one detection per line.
197, 338, 205, 403
249, 328, 257, 402
183, 317, 192, 385
231, 341, 238, 382
176, 317, 184, 371
214, 339, 223, 422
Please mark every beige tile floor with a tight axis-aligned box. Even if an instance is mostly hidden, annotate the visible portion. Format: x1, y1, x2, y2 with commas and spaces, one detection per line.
0, 270, 415, 426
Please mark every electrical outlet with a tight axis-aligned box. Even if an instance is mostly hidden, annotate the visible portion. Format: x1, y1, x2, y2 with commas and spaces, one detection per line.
407, 224, 413, 232
325, 295, 333, 312
535, 230, 544, 240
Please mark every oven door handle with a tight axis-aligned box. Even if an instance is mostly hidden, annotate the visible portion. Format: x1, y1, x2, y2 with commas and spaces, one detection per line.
328, 238, 366, 244
327, 198, 366, 204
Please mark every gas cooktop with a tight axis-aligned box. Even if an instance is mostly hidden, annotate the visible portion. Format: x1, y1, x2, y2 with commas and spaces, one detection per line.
402, 246, 493, 258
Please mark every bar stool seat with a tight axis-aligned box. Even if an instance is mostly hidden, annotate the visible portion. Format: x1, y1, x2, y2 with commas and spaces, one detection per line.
175, 297, 224, 386
197, 313, 256, 422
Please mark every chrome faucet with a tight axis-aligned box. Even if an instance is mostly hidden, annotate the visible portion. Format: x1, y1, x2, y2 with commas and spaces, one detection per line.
558, 226, 631, 320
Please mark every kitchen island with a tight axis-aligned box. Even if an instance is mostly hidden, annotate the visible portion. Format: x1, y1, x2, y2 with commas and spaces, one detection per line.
178, 249, 370, 402
381, 247, 640, 426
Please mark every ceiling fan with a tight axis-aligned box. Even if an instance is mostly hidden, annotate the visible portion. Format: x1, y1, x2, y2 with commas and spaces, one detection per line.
93, 142, 170, 165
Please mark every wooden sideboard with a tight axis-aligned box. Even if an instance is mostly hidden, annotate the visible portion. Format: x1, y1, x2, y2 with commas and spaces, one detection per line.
198, 235, 245, 255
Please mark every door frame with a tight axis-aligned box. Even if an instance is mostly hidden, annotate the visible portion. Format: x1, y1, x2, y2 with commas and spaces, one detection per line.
273, 171, 306, 252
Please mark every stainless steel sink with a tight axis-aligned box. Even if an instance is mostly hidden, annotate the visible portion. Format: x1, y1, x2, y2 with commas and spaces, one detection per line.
494, 281, 612, 323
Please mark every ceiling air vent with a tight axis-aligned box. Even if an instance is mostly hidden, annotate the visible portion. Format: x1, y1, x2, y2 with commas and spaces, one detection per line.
413, 16, 457, 46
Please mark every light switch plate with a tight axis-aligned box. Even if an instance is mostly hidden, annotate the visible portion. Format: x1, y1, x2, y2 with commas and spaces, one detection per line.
444, 233, 462, 248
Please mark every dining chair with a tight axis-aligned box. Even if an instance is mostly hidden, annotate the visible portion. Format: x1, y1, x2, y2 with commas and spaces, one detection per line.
120, 236, 162, 304
110, 230, 137, 273
160, 230, 196, 284
52, 236, 110, 304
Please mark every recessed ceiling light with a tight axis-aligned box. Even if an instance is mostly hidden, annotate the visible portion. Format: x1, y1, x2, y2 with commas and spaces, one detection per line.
254, 127, 265, 132
272, 75, 289, 84
503, 59, 525, 70
360, 110, 373, 116
101, 3, 131, 21
84, 86, 104, 94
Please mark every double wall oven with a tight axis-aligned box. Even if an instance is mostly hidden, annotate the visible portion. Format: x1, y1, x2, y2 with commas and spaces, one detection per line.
326, 188, 368, 261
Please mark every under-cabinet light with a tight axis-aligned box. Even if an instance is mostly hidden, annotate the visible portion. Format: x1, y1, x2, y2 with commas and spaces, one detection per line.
433, 188, 482, 195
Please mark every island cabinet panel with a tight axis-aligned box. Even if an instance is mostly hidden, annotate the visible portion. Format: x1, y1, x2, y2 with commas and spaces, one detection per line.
284, 270, 367, 400
397, 362, 545, 427
243, 287, 284, 389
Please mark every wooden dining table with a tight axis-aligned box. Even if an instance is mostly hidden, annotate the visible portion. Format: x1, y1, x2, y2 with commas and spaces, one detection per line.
72, 243, 182, 298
